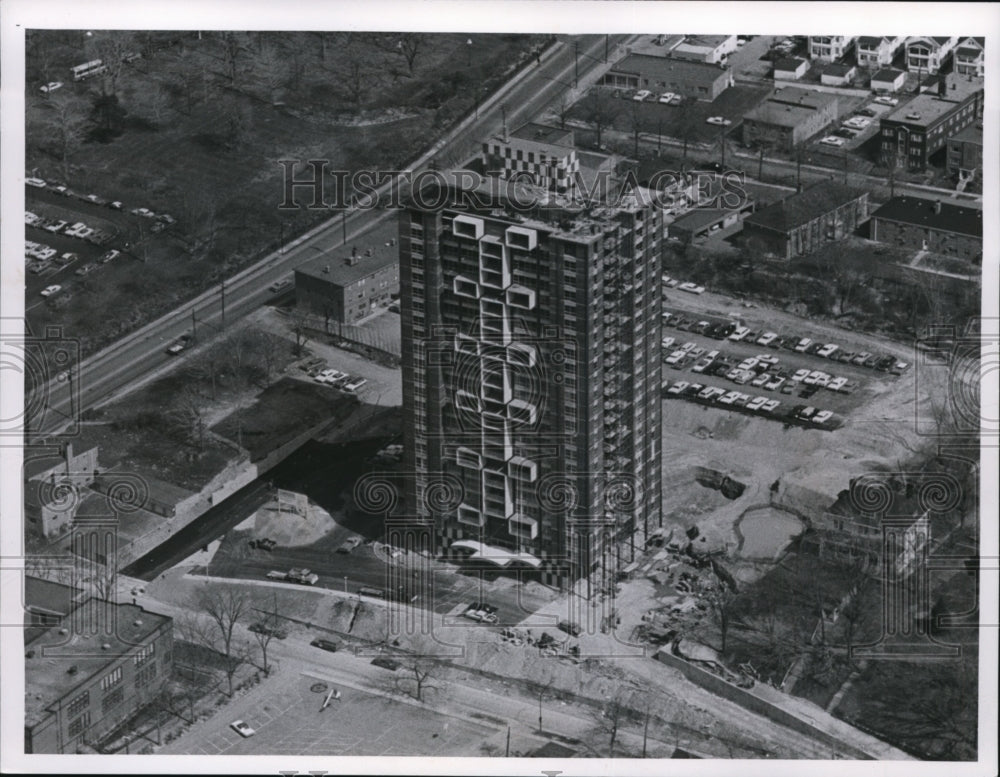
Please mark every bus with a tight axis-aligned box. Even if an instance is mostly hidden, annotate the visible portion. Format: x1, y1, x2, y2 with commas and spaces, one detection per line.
70, 60, 107, 81
357, 586, 386, 599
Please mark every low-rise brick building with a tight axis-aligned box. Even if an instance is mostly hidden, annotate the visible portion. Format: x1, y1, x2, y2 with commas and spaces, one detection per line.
742, 87, 839, 150
946, 124, 983, 181
869, 196, 982, 261
602, 53, 734, 101
24, 587, 173, 754
741, 182, 869, 260
295, 221, 400, 325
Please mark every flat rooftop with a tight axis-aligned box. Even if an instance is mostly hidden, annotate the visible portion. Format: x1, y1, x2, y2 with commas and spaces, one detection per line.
611, 53, 730, 87
883, 78, 983, 127
295, 220, 400, 287
948, 123, 983, 144
508, 122, 574, 149
25, 601, 171, 726
745, 182, 864, 233
744, 87, 838, 127
871, 196, 982, 238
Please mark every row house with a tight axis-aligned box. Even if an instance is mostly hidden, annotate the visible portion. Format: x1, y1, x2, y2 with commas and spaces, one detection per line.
807, 36, 855, 62
953, 37, 985, 78
905, 36, 958, 75
856, 36, 905, 69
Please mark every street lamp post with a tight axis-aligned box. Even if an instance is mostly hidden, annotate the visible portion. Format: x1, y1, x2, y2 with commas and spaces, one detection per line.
466, 38, 472, 68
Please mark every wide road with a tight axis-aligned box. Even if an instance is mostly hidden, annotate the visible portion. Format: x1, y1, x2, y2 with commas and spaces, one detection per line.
28, 34, 633, 440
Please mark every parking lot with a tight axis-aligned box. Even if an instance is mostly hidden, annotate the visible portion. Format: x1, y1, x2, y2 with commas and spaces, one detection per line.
658, 301, 910, 429
161, 670, 493, 756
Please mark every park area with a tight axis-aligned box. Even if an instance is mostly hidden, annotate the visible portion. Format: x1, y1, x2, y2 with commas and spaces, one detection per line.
25, 30, 548, 354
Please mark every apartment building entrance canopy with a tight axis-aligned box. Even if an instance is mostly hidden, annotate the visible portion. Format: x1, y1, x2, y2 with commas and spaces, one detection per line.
451, 539, 542, 568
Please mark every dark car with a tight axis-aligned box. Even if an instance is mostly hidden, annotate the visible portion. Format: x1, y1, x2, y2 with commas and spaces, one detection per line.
832, 128, 855, 139
875, 355, 896, 371
371, 656, 401, 671
249, 622, 288, 640
557, 620, 583, 637
835, 350, 855, 363
856, 108, 876, 117
863, 354, 880, 369
805, 342, 824, 355
779, 335, 800, 350
310, 638, 341, 653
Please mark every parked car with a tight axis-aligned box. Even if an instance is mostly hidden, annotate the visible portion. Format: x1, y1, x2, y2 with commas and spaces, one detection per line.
371, 657, 401, 671
166, 341, 186, 356
25, 177, 47, 188
342, 376, 368, 393
852, 351, 872, 365
873, 95, 899, 106
667, 381, 689, 395
230, 720, 256, 738
44, 219, 68, 233
337, 536, 363, 553
832, 129, 856, 139
794, 338, 813, 353
765, 376, 785, 391
817, 343, 839, 358
56, 252, 78, 265
820, 136, 845, 147
812, 410, 834, 425
310, 638, 341, 653
792, 368, 811, 382
856, 107, 876, 117
658, 91, 678, 104
706, 116, 732, 126
248, 622, 288, 639
40, 81, 63, 93
746, 396, 767, 411
269, 278, 292, 293
751, 373, 770, 388
756, 331, 778, 347
827, 377, 848, 392
98, 249, 120, 263
40, 284, 62, 298
633, 89, 652, 102
558, 620, 583, 637
74, 263, 97, 277
678, 282, 706, 294
729, 326, 751, 342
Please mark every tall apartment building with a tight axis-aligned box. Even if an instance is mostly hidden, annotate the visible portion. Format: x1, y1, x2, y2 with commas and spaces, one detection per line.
399, 173, 663, 595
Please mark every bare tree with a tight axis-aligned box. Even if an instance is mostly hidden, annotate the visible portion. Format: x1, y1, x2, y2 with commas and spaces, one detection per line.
707, 586, 736, 654
169, 385, 210, 449
251, 43, 291, 103
40, 92, 90, 179
290, 311, 311, 356
396, 33, 422, 75
129, 83, 174, 125
94, 31, 138, 97
627, 97, 645, 158
399, 656, 440, 702
188, 584, 253, 696
580, 89, 617, 148
342, 60, 372, 105
249, 592, 282, 676
590, 689, 638, 757
219, 31, 250, 85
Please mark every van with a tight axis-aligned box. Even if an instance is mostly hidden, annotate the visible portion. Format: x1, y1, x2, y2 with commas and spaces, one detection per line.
358, 586, 386, 599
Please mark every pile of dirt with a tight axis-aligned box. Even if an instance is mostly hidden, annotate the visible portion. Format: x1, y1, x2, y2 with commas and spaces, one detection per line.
251, 496, 338, 547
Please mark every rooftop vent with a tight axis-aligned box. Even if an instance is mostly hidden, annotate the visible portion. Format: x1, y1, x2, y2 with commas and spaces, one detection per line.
906, 113, 921, 120
102, 643, 111, 650
323, 264, 330, 274
67, 665, 78, 675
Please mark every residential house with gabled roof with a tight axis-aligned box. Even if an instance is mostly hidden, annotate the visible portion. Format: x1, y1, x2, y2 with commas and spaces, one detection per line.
856, 36, 905, 69
904, 36, 958, 75
954, 36, 985, 77
807, 36, 855, 62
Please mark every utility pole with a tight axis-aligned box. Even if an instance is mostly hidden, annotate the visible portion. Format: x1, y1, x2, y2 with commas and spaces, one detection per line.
605, 34, 609, 63
191, 307, 197, 342
505, 725, 511, 756
574, 40, 579, 87
342, 209, 347, 244
220, 278, 226, 330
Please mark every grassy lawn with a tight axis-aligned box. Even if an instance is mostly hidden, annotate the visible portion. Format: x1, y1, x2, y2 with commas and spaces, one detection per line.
25, 31, 548, 356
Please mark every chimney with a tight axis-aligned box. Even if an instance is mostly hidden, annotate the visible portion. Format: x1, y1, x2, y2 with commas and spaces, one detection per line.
933, 200, 942, 214
938, 75, 947, 96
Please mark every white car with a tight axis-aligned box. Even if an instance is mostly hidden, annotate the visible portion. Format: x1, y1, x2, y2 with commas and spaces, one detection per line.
827, 376, 848, 392
679, 342, 697, 353
661, 336, 676, 349
678, 282, 706, 294
230, 720, 256, 738
633, 89, 652, 102
792, 368, 811, 382
718, 391, 738, 406
751, 373, 770, 388
843, 116, 870, 130
746, 396, 767, 411
664, 351, 685, 365
761, 399, 780, 413
793, 338, 813, 353
812, 410, 834, 425
316, 369, 347, 385
668, 381, 689, 395
692, 357, 713, 373
756, 353, 780, 366
737, 357, 759, 371
25, 212, 41, 225
44, 220, 68, 233
873, 95, 899, 106
342, 377, 367, 393
729, 326, 750, 341
40, 81, 63, 93
25, 177, 47, 188
658, 91, 678, 104
820, 136, 845, 147
765, 376, 785, 391
817, 343, 839, 358
40, 284, 62, 298
706, 116, 732, 126
757, 332, 778, 347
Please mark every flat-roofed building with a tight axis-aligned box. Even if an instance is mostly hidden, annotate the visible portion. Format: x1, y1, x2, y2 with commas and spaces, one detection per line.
869, 196, 982, 260
482, 123, 580, 195
946, 124, 983, 181
294, 221, 400, 325
602, 53, 734, 102
671, 35, 738, 65
877, 74, 984, 170
742, 181, 869, 260
24, 591, 173, 754
742, 86, 839, 150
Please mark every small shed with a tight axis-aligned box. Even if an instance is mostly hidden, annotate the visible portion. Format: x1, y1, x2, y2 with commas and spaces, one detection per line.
821, 63, 857, 86
871, 68, 906, 93
774, 57, 810, 81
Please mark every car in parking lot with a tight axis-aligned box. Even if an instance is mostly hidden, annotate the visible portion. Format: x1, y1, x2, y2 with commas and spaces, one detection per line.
793, 338, 813, 353
812, 410, 834, 426
764, 375, 785, 391
832, 128, 857, 139
74, 263, 97, 276
719, 391, 738, 406
792, 368, 810, 382
98, 249, 120, 263
688, 346, 705, 358
633, 89, 652, 101
731, 393, 751, 408
665, 350, 686, 365
817, 343, 839, 358
737, 357, 759, 371
851, 351, 872, 365
820, 136, 846, 147
891, 361, 910, 375
678, 282, 706, 294
558, 620, 583, 637
44, 219, 68, 233
56, 252, 78, 266
692, 356, 714, 373
316, 368, 348, 386
746, 396, 767, 412
856, 107, 876, 117
875, 355, 896, 371
863, 354, 880, 369
706, 116, 732, 126
25, 177, 47, 188
835, 350, 855, 363
797, 406, 817, 421
40, 284, 62, 298
762, 399, 781, 413
843, 116, 871, 130
756, 331, 778, 347
873, 95, 899, 106
667, 381, 689, 395
28, 261, 51, 274
728, 326, 750, 342
230, 720, 256, 738
751, 373, 770, 388
827, 376, 848, 392
659, 91, 678, 104
756, 353, 779, 367
661, 336, 676, 349
342, 377, 368, 393
371, 657, 401, 671
40, 81, 64, 93
462, 608, 498, 624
